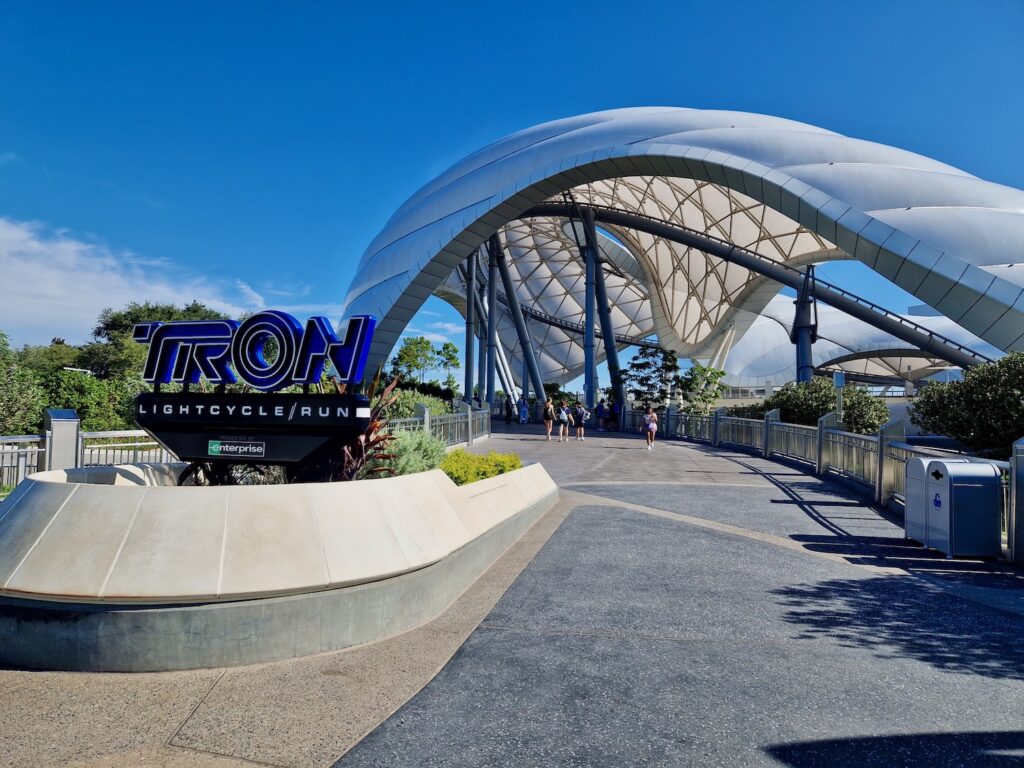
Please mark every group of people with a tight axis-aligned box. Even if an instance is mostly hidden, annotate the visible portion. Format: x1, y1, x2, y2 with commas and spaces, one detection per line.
536, 398, 659, 449
502, 394, 660, 449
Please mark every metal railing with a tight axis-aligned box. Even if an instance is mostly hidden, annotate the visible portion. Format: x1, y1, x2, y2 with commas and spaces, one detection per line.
883, 442, 949, 502
79, 430, 175, 467
718, 416, 764, 451
823, 430, 879, 490
387, 417, 424, 435
674, 414, 714, 442
0, 435, 46, 489
767, 422, 818, 466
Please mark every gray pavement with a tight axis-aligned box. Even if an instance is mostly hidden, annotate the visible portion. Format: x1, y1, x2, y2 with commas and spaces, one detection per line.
4, 426, 1024, 767
338, 426, 1024, 767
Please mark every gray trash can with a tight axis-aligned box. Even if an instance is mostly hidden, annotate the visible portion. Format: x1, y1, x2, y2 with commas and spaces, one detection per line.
904, 457, 967, 546
925, 459, 1003, 558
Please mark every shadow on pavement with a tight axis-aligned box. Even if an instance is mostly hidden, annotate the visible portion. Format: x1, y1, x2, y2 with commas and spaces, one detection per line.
773, 575, 1024, 680
765, 731, 1024, 767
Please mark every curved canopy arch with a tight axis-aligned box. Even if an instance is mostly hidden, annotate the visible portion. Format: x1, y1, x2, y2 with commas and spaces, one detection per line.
343, 107, 1024, 377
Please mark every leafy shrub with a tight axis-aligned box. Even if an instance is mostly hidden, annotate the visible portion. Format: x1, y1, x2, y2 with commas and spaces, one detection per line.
387, 389, 451, 419
370, 429, 447, 476
910, 352, 1024, 459
439, 449, 522, 486
729, 377, 889, 435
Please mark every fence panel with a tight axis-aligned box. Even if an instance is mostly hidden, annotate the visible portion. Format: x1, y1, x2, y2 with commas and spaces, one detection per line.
675, 414, 714, 442
429, 413, 468, 446
79, 430, 175, 466
768, 423, 818, 465
0, 435, 46, 491
824, 430, 878, 489
718, 417, 764, 451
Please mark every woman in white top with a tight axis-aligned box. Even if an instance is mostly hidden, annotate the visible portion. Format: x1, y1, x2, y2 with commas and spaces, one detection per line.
644, 407, 658, 450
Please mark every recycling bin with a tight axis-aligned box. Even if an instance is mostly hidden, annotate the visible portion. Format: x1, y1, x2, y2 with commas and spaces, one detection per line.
924, 459, 1003, 558
904, 457, 967, 546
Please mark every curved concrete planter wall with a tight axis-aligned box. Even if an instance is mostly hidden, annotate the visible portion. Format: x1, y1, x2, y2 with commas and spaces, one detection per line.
0, 463, 557, 671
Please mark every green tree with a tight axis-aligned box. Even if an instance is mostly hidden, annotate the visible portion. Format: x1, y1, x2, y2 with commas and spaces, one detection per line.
677, 362, 727, 415
0, 331, 45, 434
17, 338, 82, 380
42, 370, 126, 431
738, 377, 889, 435
910, 353, 1024, 458
437, 341, 461, 397
622, 347, 683, 409
389, 336, 438, 383
81, 301, 228, 379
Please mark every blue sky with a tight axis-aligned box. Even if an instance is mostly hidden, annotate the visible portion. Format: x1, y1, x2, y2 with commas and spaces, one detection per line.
1, 1, 1022, 385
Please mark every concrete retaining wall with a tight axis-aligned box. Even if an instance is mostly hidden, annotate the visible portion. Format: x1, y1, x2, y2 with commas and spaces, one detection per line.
0, 462, 557, 670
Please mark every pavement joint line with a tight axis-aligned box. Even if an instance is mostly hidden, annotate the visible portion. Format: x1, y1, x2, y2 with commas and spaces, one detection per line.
167, 669, 228, 749
476, 622, 801, 646
561, 480, 769, 488
559, 489, 908, 576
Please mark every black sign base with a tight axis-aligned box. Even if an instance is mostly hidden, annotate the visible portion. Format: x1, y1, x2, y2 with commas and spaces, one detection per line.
134, 392, 371, 473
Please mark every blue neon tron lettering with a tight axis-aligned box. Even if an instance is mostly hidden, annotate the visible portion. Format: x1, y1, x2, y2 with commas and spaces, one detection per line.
133, 312, 376, 391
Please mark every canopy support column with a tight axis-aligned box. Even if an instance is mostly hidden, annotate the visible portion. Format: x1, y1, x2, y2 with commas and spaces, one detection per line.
485, 242, 499, 406
463, 250, 477, 403
791, 266, 818, 383
582, 207, 627, 415
492, 232, 547, 405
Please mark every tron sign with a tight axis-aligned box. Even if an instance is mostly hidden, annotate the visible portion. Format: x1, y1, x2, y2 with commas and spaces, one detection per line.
133, 312, 376, 392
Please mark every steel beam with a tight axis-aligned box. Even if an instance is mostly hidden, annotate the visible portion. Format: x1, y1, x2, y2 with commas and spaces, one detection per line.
463, 250, 476, 402
583, 207, 628, 415
485, 243, 499, 406
581, 215, 598, 409
492, 233, 548, 403
791, 266, 817, 383
521, 203, 989, 370
471, 282, 519, 402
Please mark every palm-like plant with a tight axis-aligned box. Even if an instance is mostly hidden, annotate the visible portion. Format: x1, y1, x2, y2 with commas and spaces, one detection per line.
335, 369, 401, 481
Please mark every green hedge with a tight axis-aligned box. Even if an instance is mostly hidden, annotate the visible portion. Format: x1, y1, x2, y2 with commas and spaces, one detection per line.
370, 429, 448, 477
439, 449, 523, 486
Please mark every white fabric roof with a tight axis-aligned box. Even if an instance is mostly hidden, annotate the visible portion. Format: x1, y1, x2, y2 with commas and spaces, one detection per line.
343, 107, 1024, 380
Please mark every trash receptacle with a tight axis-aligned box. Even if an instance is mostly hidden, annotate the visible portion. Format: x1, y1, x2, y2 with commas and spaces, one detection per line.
925, 459, 1003, 558
905, 457, 967, 546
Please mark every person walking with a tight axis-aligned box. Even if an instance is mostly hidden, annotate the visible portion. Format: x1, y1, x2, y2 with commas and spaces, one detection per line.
557, 400, 573, 442
517, 395, 529, 424
574, 401, 589, 441
542, 398, 555, 441
595, 399, 606, 431
504, 394, 513, 425
643, 406, 658, 450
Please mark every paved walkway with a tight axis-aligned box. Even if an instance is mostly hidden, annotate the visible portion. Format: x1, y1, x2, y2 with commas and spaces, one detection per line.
3, 426, 1024, 767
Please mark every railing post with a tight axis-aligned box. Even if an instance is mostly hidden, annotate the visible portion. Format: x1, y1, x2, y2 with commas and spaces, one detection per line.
816, 411, 840, 476
763, 409, 780, 458
1010, 438, 1024, 563
414, 404, 431, 436
461, 402, 473, 447
665, 405, 675, 438
874, 417, 906, 507
43, 409, 81, 471
712, 407, 727, 447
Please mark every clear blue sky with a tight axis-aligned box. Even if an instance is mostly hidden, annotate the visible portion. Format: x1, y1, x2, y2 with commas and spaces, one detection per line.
2, 0, 1022, 384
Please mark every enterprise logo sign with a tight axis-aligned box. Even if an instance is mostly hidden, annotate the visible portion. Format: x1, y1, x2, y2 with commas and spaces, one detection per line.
209, 440, 265, 458
132, 311, 376, 392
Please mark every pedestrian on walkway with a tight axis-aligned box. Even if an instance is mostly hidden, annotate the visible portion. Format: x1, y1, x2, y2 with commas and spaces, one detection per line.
644, 406, 658, 450
517, 395, 529, 424
574, 401, 589, 441
557, 400, 573, 442
542, 398, 555, 440
504, 394, 513, 425
595, 399, 606, 431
